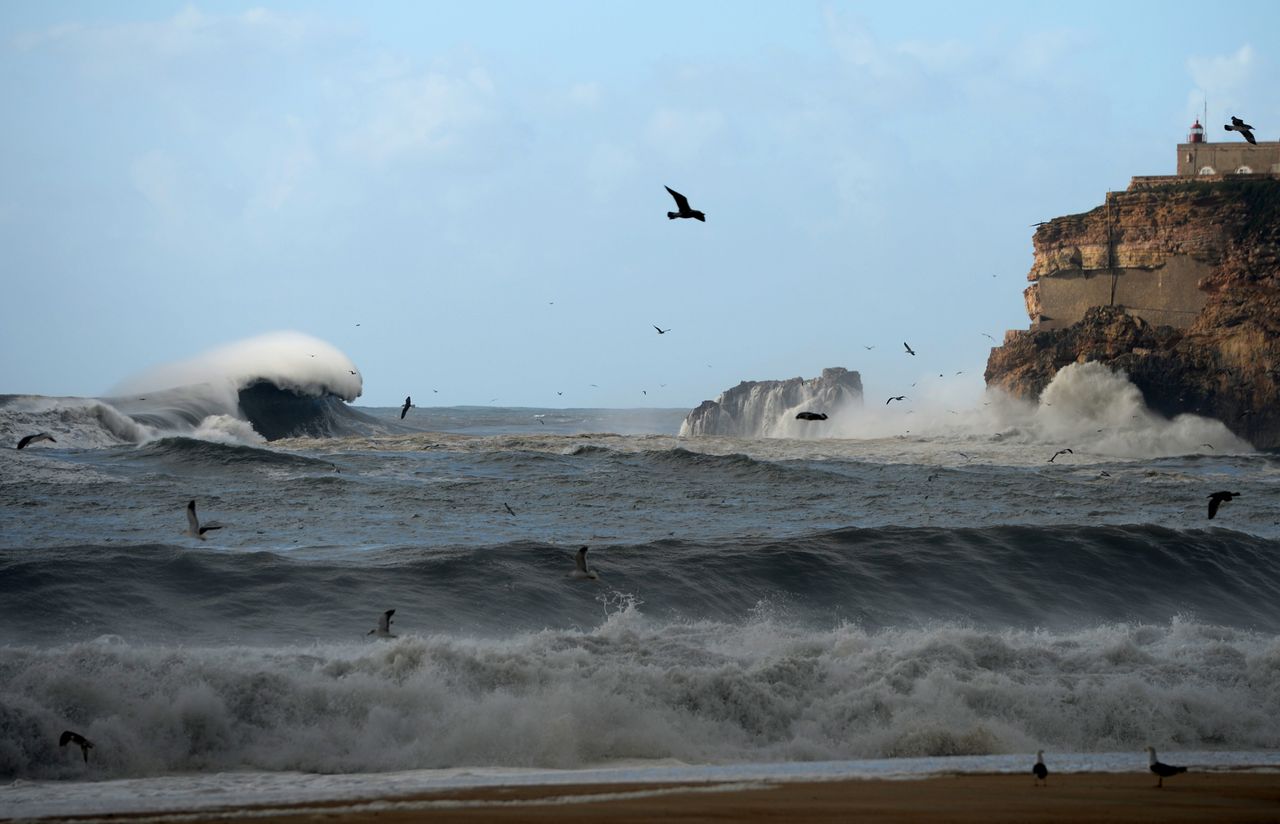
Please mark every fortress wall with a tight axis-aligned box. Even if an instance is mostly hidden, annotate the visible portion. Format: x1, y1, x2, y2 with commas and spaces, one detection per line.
1176, 142, 1280, 176
1031, 255, 1211, 330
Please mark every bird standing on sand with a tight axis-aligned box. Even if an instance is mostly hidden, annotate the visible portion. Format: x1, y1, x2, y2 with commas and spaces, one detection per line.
368, 609, 396, 638
17, 433, 56, 449
886, 396, 906, 405
1032, 750, 1048, 786
1207, 490, 1239, 519
1146, 746, 1186, 788
185, 500, 223, 539
571, 546, 599, 580
60, 730, 94, 763
1048, 448, 1073, 463
1224, 116, 1257, 145
796, 411, 828, 421
664, 186, 705, 221
400, 396, 412, 419
903, 342, 916, 356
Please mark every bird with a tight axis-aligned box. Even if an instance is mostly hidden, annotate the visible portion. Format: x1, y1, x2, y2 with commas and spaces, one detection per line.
903, 342, 916, 356
1224, 116, 1257, 145
654, 326, 671, 334
17, 433, 56, 449
864, 345, 875, 350
982, 333, 997, 341
1200, 443, 1215, 450
1048, 448, 1073, 463
185, 500, 223, 539
504, 502, 516, 517
571, 546, 599, 580
1145, 746, 1186, 788
886, 396, 907, 405
1207, 490, 1239, 519
400, 396, 412, 419
368, 609, 396, 638
59, 730, 94, 763
664, 186, 705, 221
795, 412, 828, 421
1032, 750, 1048, 786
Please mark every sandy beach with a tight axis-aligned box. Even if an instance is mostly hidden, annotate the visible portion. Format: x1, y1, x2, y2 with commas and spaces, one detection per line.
30, 772, 1280, 824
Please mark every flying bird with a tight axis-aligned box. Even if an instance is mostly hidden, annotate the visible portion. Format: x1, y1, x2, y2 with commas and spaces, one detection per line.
571, 546, 599, 580
1032, 750, 1048, 786
1224, 115, 1257, 145
17, 433, 56, 450
504, 502, 516, 517
400, 396, 412, 419
1207, 490, 1239, 519
654, 326, 671, 334
1145, 746, 1186, 788
368, 609, 396, 638
886, 396, 907, 405
664, 186, 705, 221
1048, 448, 1073, 463
982, 333, 997, 341
903, 342, 916, 356
59, 730, 94, 763
864, 345, 875, 350
795, 412, 828, 421
185, 500, 223, 539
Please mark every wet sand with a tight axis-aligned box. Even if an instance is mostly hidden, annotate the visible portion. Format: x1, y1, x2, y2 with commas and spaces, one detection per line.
40, 772, 1280, 823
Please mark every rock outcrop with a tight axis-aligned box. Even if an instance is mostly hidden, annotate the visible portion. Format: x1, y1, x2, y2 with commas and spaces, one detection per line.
681, 367, 863, 437
985, 178, 1280, 447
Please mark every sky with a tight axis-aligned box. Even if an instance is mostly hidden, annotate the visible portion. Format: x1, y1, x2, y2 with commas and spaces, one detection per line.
1, 1, 1278, 409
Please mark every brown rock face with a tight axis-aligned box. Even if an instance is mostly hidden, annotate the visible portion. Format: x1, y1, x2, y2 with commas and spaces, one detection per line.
985, 178, 1280, 448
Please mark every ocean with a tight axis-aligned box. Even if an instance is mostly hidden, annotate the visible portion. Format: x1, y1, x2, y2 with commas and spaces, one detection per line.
2, 341, 1279, 818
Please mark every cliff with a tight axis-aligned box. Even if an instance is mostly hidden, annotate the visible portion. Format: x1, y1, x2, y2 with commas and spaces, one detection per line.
681, 367, 863, 437
985, 177, 1280, 447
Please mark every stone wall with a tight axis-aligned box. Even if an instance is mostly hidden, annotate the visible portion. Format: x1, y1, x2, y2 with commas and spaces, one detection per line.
1030, 255, 1211, 330
1176, 141, 1280, 176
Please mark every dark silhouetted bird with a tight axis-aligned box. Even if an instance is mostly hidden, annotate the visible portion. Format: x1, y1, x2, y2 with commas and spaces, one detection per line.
903, 342, 916, 356
17, 433, 56, 449
1146, 746, 1186, 788
796, 412, 828, 421
400, 396, 412, 419
185, 500, 223, 539
1048, 448, 1073, 463
1207, 490, 1239, 519
886, 396, 906, 405
60, 730, 94, 763
1224, 116, 1257, 144
1033, 750, 1048, 786
654, 325, 671, 334
504, 502, 516, 517
664, 186, 705, 221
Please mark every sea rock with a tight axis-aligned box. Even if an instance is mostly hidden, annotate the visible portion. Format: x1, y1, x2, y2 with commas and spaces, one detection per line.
985, 178, 1280, 447
681, 367, 863, 437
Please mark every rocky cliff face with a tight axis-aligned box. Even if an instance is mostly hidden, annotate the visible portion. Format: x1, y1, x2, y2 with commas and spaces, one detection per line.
681, 367, 863, 437
985, 178, 1280, 447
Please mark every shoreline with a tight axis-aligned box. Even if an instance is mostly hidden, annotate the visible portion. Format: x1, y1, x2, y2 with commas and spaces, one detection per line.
15, 771, 1280, 824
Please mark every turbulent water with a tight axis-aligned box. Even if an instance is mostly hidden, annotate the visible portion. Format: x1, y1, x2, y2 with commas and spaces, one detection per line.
2, 341, 1279, 803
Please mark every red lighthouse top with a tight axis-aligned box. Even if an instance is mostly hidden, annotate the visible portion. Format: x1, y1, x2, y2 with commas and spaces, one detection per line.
1188, 119, 1205, 143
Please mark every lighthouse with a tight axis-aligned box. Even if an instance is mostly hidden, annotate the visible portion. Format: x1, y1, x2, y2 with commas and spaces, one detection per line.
1187, 119, 1204, 143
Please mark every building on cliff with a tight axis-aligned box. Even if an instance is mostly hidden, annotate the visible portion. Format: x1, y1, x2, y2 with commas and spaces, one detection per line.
985, 123, 1280, 447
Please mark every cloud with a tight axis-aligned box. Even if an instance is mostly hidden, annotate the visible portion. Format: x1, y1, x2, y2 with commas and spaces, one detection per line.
1186, 45, 1259, 122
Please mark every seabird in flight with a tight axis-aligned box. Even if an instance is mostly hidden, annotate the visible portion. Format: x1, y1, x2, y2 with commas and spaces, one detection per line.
1207, 490, 1239, 519
886, 396, 906, 405
504, 502, 516, 517
903, 342, 916, 356
571, 546, 599, 580
1033, 750, 1048, 786
59, 730, 94, 763
1048, 448, 1073, 463
400, 396, 412, 419
368, 609, 396, 638
17, 433, 56, 450
1145, 746, 1186, 788
1224, 116, 1257, 145
654, 325, 671, 335
664, 186, 705, 221
796, 411, 828, 421
185, 500, 223, 539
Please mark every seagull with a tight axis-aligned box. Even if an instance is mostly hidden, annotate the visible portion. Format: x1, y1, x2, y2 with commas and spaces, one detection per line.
982, 333, 996, 341
185, 500, 223, 539
903, 342, 916, 356
1048, 448, 1073, 463
795, 411, 828, 421
886, 396, 906, 405
504, 502, 516, 517
1224, 116, 1257, 145
654, 325, 671, 335
1207, 490, 1239, 519
400, 396, 412, 419
1033, 750, 1048, 786
864, 345, 875, 350
1200, 443, 1215, 450
664, 186, 705, 221
1145, 746, 1186, 788
59, 730, 94, 763
368, 609, 396, 638
571, 546, 599, 580
17, 433, 56, 449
